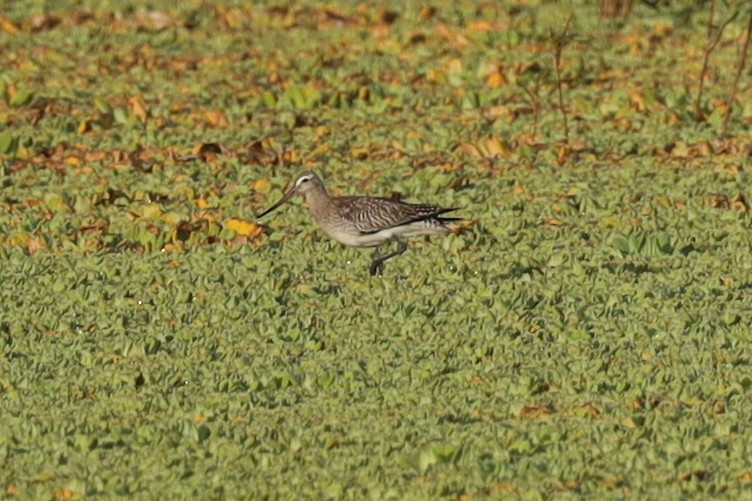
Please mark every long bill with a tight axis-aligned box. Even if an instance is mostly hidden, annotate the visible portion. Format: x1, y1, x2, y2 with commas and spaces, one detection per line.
256, 187, 297, 218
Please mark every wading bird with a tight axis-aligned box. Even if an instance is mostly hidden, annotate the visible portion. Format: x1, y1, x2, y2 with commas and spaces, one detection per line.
257, 171, 460, 275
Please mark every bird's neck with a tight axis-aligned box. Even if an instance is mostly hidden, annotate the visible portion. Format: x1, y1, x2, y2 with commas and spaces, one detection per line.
305, 187, 331, 217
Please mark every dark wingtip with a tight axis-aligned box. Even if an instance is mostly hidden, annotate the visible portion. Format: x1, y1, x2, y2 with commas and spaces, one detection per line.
435, 207, 461, 218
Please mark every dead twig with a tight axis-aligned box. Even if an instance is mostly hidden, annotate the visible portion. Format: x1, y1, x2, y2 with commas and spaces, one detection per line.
551, 15, 575, 143
723, 8, 752, 133
695, 1, 739, 121
519, 76, 542, 138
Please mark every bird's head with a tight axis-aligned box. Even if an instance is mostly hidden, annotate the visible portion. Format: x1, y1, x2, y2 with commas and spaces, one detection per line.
257, 171, 324, 218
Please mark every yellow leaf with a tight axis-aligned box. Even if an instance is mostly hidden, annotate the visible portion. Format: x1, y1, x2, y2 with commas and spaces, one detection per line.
482, 137, 509, 157
494, 483, 516, 493
226, 218, 258, 236
0, 15, 19, 34
77, 119, 92, 134
140, 204, 163, 219
446, 58, 463, 74
54, 488, 76, 499
460, 142, 482, 157
196, 195, 210, 209
282, 149, 300, 163
16, 147, 33, 159
308, 143, 332, 159
426, 68, 446, 83
252, 179, 271, 194
467, 20, 493, 32
485, 70, 506, 88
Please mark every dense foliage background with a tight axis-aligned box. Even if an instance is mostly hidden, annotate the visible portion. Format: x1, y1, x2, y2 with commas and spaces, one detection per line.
2, 0, 752, 498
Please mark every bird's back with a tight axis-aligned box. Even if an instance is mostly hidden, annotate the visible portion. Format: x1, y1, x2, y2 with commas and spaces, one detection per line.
331, 196, 458, 235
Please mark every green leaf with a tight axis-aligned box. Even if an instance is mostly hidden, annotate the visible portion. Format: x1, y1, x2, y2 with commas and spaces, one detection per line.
0, 130, 15, 154
9, 87, 33, 107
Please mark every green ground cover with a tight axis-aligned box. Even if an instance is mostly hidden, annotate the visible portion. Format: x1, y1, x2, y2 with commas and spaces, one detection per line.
2, 0, 752, 498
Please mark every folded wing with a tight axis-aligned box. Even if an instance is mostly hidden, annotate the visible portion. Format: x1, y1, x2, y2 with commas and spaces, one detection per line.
336, 197, 459, 234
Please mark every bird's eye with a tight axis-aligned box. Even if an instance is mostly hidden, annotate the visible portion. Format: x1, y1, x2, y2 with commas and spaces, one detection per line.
301, 177, 309, 183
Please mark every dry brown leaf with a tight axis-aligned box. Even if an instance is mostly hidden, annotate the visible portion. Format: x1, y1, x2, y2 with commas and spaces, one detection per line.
459, 143, 482, 158
485, 105, 513, 121
556, 146, 570, 165
681, 470, 710, 482
27, 236, 46, 254
136, 10, 173, 31
579, 402, 601, 418
129, 96, 148, 123
519, 405, 553, 419
30, 14, 60, 31
483, 62, 507, 88
732, 194, 748, 212
485, 70, 506, 88
708, 194, 730, 210
494, 483, 516, 493
628, 89, 649, 112
419, 6, 436, 21
204, 110, 229, 127
712, 401, 726, 415
467, 20, 493, 32
0, 15, 19, 34
53, 488, 75, 499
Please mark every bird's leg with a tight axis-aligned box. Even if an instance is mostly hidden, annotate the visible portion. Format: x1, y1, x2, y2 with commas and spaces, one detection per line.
369, 248, 383, 276
369, 240, 408, 276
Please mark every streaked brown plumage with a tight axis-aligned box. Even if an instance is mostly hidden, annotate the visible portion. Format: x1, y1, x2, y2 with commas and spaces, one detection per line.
257, 171, 460, 275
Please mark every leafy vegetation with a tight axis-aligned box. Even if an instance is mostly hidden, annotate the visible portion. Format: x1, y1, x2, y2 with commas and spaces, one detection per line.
2, 0, 752, 498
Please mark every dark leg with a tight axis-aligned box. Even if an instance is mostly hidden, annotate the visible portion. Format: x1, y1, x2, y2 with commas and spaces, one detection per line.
369, 240, 408, 276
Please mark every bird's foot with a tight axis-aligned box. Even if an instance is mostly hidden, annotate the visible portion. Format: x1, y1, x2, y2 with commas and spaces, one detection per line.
369, 260, 384, 276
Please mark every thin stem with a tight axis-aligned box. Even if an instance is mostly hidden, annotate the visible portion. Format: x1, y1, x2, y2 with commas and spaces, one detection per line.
723, 9, 752, 133
520, 77, 541, 137
552, 15, 574, 143
696, 2, 739, 121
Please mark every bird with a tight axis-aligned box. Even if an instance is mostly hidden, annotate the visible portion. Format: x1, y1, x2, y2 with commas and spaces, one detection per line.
257, 171, 460, 275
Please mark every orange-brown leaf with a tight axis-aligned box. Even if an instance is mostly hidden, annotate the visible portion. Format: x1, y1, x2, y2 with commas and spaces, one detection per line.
129, 96, 148, 123
204, 110, 229, 127
54, 488, 76, 499
0, 15, 19, 33
519, 405, 553, 419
